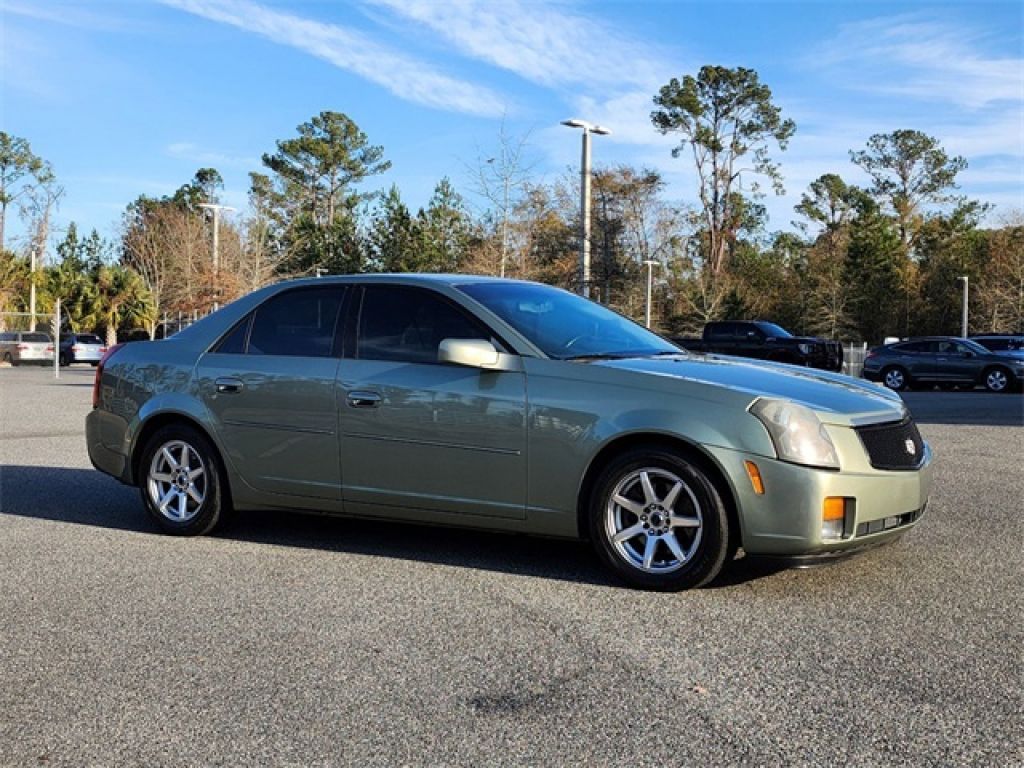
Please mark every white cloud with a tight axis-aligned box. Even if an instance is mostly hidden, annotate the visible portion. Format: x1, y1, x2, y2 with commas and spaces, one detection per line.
0, 0, 132, 30
159, 0, 508, 117
165, 142, 257, 169
364, 0, 678, 91
811, 14, 1023, 110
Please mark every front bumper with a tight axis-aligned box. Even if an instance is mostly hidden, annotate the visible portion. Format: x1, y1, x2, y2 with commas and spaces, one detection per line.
707, 440, 933, 557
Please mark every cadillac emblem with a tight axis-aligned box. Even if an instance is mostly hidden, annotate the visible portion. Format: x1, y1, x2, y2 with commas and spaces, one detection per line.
905, 439, 917, 456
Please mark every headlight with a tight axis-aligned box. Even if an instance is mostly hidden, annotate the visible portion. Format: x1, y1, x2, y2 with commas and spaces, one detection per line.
750, 398, 840, 469
798, 343, 812, 355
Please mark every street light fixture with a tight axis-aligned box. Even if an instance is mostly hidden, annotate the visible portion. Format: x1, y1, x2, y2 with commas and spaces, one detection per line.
642, 259, 660, 329
198, 203, 236, 311
957, 275, 969, 338
561, 119, 611, 299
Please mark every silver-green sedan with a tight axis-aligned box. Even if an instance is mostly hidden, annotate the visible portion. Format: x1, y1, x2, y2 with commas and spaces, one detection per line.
86, 275, 933, 590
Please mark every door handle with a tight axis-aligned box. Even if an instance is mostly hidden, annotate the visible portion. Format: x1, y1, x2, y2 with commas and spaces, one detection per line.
347, 390, 382, 408
215, 377, 244, 394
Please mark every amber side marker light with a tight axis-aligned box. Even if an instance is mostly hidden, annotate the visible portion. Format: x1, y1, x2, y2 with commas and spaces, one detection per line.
822, 496, 852, 541
743, 461, 765, 495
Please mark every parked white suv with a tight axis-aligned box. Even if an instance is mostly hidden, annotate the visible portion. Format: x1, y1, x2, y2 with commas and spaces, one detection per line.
0, 331, 55, 365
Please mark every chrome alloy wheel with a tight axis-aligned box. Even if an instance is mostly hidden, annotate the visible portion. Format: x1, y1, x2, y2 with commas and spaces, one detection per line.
986, 369, 1008, 392
147, 440, 207, 522
884, 368, 905, 390
605, 468, 703, 574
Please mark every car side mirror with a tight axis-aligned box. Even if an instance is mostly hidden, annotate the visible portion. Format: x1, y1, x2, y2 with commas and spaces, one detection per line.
439, 339, 502, 369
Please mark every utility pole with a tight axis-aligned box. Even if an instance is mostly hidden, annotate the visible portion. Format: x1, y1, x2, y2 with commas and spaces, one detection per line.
561, 119, 611, 299
198, 203, 236, 311
957, 275, 969, 338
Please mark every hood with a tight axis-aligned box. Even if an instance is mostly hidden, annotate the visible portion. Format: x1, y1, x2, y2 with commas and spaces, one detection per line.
594, 353, 905, 427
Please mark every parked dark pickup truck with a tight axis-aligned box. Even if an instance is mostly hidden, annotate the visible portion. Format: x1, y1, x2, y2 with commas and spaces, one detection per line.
674, 321, 844, 372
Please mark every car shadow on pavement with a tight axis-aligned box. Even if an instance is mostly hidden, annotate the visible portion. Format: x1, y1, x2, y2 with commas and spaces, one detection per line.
0, 464, 782, 590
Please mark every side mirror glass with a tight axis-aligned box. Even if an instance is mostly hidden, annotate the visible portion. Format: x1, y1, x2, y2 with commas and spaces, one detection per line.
438, 338, 500, 369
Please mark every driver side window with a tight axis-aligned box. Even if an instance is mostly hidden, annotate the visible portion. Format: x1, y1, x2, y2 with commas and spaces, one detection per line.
356, 286, 493, 364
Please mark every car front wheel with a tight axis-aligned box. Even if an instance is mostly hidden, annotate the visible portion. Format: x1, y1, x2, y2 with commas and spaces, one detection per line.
139, 424, 227, 535
589, 448, 730, 591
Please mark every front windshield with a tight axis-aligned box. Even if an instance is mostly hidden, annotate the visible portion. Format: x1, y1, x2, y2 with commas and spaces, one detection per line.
458, 282, 680, 360
960, 338, 992, 355
755, 322, 792, 339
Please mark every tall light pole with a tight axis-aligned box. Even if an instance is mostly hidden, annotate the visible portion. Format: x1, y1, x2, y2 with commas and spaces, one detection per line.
957, 275, 969, 338
643, 259, 660, 329
561, 119, 611, 299
29, 247, 37, 330
199, 203, 236, 311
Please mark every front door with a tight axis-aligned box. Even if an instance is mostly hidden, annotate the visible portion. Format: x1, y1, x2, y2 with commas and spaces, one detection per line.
338, 285, 527, 520
197, 285, 347, 500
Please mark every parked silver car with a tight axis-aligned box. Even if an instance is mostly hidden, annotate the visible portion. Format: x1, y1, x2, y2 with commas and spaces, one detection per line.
58, 333, 106, 366
0, 331, 55, 366
87, 276, 933, 590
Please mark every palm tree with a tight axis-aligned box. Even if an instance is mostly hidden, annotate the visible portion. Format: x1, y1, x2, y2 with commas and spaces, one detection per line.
91, 265, 156, 346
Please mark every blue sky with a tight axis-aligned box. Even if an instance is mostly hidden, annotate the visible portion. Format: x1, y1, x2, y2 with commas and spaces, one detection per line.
2, 0, 1022, 252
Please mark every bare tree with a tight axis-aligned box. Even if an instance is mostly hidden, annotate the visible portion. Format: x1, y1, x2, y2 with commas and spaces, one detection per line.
467, 118, 536, 277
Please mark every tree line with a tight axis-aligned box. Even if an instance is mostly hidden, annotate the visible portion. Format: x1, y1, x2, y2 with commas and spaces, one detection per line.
1, 65, 1021, 345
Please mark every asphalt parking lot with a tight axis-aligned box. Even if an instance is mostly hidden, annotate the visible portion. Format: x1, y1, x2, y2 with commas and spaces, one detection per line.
1, 365, 1022, 766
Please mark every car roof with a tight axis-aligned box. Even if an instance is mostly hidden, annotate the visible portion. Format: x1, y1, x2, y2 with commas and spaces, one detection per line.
274, 273, 539, 289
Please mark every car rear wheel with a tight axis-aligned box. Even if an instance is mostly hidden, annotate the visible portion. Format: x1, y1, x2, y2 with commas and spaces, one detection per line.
882, 366, 908, 391
588, 448, 730, 591
984, 367, 1011, 393
139, 424, 226, 535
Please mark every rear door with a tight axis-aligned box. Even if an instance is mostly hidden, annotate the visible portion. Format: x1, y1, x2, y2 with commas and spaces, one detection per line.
197, 285, 347, 500
337, 284, 527, 520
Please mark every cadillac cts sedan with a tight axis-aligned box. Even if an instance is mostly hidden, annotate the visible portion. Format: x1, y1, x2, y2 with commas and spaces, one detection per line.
87, 276, 933, 590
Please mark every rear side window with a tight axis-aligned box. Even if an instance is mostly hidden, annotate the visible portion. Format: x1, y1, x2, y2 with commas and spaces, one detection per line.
706, 323, 736, 340
894, 341, 930, 353
356, 286, 491, 364
245, 287, 345, 358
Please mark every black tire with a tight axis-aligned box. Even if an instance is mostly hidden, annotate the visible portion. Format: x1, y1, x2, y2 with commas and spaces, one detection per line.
881, 365, 909, 391
90, 361, 99, 367
2, 352, 12, 366
138, 424, 228, 535
983, 366, 1013, 394
588, 447, 730, 591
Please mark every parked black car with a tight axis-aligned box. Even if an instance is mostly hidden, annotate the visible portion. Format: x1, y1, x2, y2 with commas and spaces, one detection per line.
58, 333, 105, 366
674, 321, 844, 372
970, 334, 1024, 354
863, 336, 1024, 393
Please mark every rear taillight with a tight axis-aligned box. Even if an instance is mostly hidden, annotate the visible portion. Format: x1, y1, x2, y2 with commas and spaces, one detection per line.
93, 343, 125, 409
16, 344, 28, 351
72, 345, 81, 352
865, 350, 876, 360
46, 345, 54, 352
